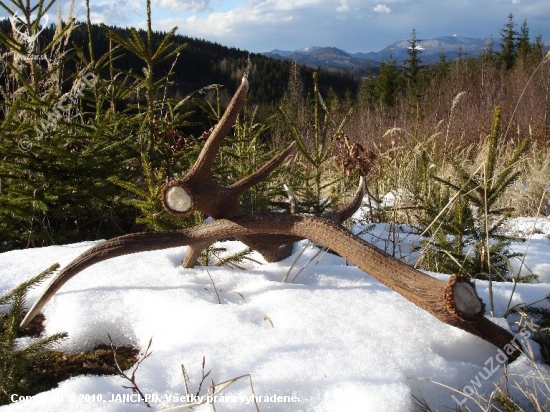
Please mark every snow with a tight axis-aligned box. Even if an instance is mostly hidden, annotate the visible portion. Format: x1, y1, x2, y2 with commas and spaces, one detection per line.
1, 217, 550, 411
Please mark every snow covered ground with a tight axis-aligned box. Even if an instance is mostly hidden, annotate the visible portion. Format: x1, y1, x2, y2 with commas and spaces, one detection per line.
1, 214, 550, 411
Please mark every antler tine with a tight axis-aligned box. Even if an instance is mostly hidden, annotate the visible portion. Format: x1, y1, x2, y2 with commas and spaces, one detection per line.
321, 176, 365, 223
229, 141, 296, 195
336, 176, 365, 222
28, 14, 49, 41
181, 239, 211, 268
188, 76, 249, 179
284, 184, 300, 214
9, 13, 28, 37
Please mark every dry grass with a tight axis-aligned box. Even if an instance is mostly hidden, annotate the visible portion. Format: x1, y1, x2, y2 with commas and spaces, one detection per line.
338, 52, 550, 221
413, 356, 550, 411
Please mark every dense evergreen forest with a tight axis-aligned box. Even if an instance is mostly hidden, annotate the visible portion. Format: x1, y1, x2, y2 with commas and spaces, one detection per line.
0, 19, 360, 103
1, 2, 548, 257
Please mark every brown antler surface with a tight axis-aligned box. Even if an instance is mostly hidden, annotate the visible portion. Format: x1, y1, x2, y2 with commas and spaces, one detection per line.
161, 76, 301, 266
160, 76, 363, 266
21, 213, 521, 361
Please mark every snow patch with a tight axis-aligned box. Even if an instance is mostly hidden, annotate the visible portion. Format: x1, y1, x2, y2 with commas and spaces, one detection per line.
1, 218, 550, 410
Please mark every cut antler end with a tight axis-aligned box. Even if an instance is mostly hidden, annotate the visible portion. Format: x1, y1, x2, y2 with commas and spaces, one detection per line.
444, 275, 485, 321
162, 181, 196, 216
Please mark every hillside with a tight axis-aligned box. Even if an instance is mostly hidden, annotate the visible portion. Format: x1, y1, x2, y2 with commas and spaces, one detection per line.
264, 46, 380, 77
0, 19, 359, 103
360, 35, 494, 62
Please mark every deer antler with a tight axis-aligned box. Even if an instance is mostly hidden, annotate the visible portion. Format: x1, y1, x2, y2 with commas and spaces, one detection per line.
9, 12, 29, 39
161, 76, 363, 267
21, 213, 522, 361
18, 74, 521, 364
9, 12, 49, 51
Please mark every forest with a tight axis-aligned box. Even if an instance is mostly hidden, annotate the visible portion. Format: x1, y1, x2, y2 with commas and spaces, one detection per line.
0, 17, 361, 104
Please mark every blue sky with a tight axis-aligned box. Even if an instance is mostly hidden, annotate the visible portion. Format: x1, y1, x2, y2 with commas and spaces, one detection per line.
3, 1, 550, 53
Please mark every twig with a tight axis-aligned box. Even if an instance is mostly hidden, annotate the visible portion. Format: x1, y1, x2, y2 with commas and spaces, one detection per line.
159, 51, 181, 116
181, 364, 190, 396
196, 356, 211, 397
205, 268, 221, 304
263, 316, 275, 328
290, 246, 324, 283
281, 242, 308, 283
410, 376, 490, 410
504, 191, 546, 317
234, 292, 247, 303
158, 373, 261, 412
282, 240, 329, 284
108, 334, 153, 408
208, 379, 216, 412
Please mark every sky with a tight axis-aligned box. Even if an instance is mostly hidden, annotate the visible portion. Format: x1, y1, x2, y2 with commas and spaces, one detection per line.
3, 0, 550, 53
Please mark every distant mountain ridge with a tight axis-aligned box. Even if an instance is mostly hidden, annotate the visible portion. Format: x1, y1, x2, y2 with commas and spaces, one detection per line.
265, 46, 380, 76
264, 35, 495, 75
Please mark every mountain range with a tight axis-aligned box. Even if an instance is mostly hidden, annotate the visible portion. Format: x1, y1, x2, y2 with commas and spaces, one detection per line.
263, 35, 496, 75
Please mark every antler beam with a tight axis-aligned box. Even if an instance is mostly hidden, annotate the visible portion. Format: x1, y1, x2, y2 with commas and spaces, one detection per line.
21, 213, 521, 361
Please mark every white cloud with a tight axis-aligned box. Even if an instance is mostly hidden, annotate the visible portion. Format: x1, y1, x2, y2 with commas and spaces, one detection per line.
373, 4, 391, 13
153, 0, 211, 13
512, 0, 521, 4
337, 0, 350, 13
162, 0, 328, 44
74, 0, 142, 25
245, 0, 321, 12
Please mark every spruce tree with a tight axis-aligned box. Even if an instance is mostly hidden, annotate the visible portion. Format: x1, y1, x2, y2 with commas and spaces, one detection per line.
404, 29, 423, 113
280, 72, 353, 215
517, 19, 531, 61
375, 54, 400, 108
421, 107, 529, 281
499, 13, 518, 69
